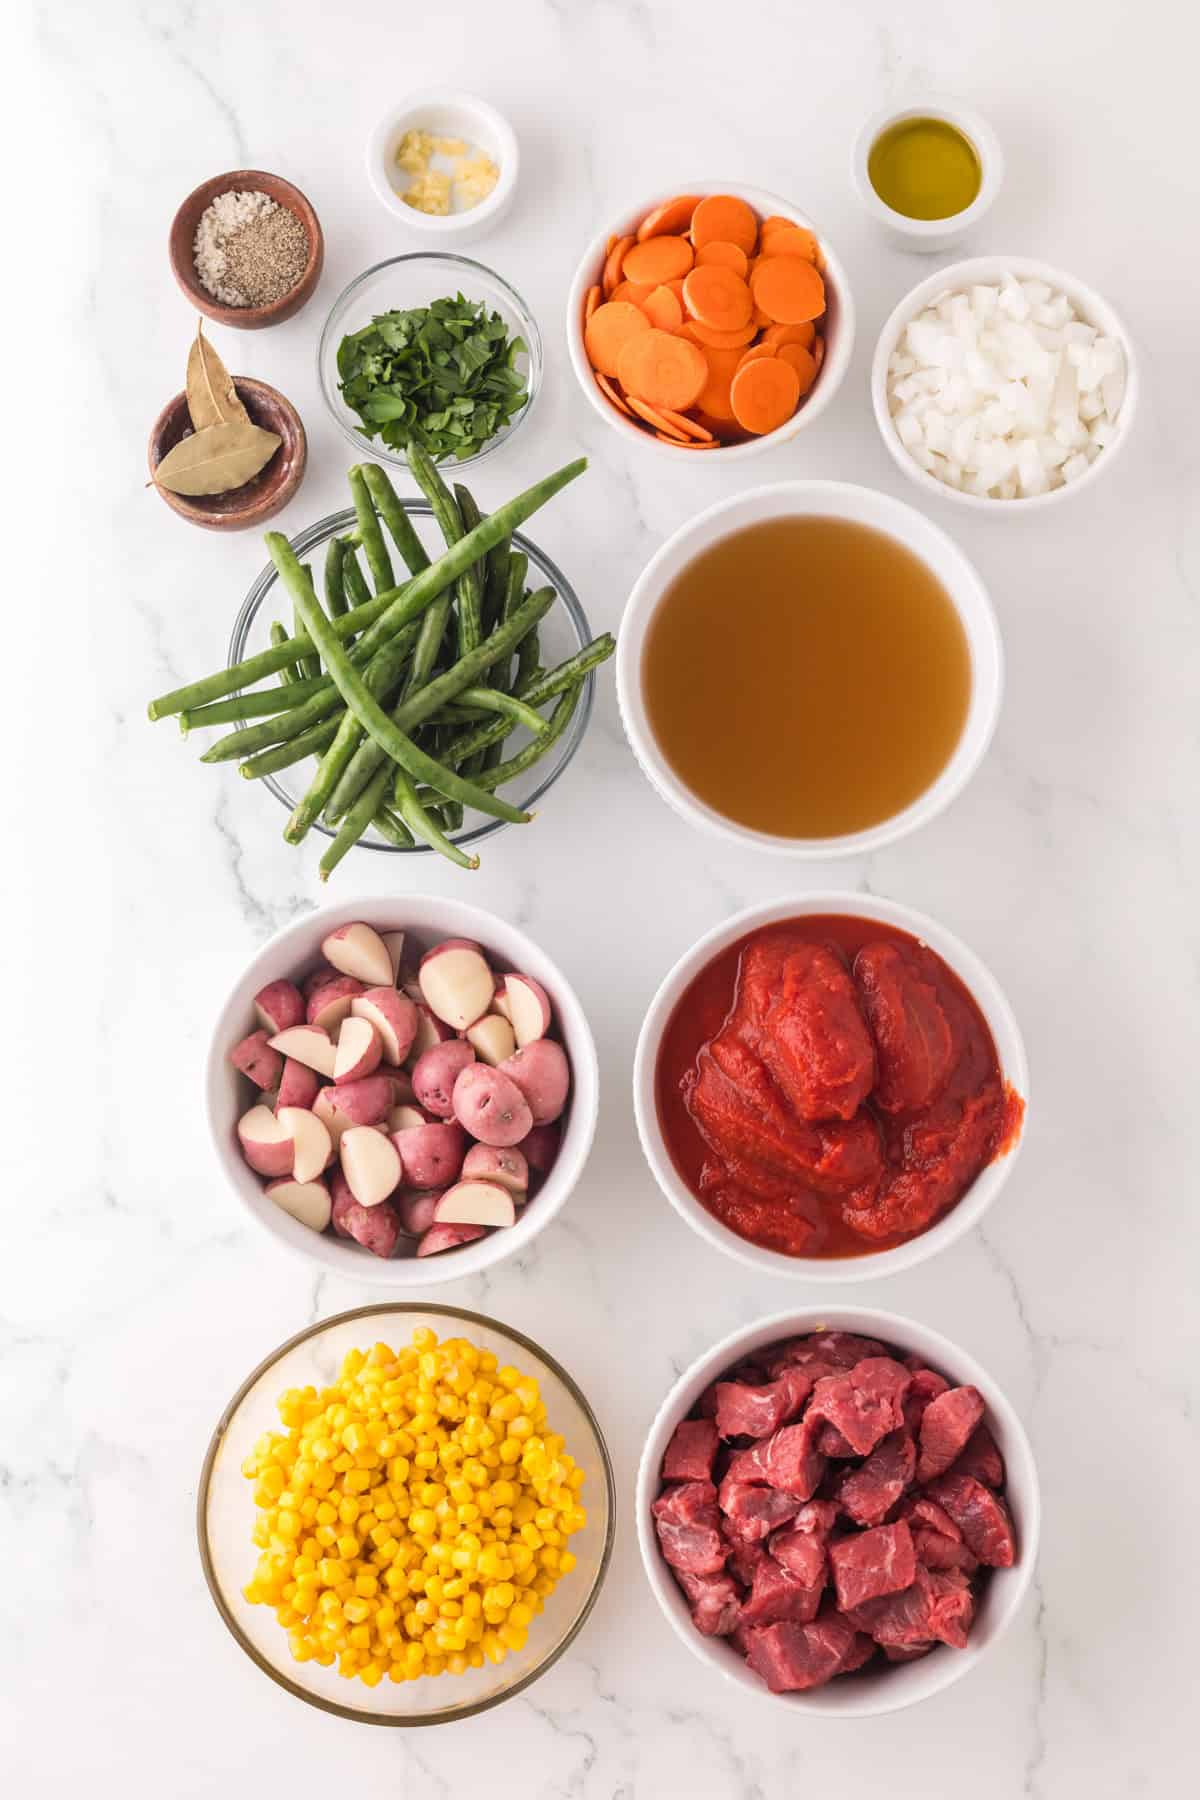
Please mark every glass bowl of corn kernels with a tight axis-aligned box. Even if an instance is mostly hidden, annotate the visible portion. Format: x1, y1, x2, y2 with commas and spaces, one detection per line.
198, 1304, 615, 1723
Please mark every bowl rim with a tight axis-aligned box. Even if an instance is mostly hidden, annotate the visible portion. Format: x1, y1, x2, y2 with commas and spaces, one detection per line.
198, 1301, 617, 1725
634, 1302, 1041, 1716
227, 500, 594, 855
871, 253, 1139, 512
147, 376, 307, 529
614, 478, 1003, 857
316, 251, 543, 470
206, 895, 600, 1287
631, 890, 1029, 1283
564, 180, 856, 460
168, 168, 324, 328
365, 89, 519, 234
851, 97, 1005, 241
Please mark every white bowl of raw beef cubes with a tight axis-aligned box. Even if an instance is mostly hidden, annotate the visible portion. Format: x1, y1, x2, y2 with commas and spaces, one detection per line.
207, 896, 598, 1286
636, 1307, 1040, 1715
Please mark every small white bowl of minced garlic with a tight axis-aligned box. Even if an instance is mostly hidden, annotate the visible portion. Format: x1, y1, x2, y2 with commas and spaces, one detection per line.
367, 91, 517, 242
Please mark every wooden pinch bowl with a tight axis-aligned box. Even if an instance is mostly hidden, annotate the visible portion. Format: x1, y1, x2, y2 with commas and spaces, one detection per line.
148, 378, 307, 531
168, 169, 324, 329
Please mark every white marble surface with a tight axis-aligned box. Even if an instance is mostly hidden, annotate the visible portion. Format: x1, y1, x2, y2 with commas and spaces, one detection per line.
10, 0, 1199, 1793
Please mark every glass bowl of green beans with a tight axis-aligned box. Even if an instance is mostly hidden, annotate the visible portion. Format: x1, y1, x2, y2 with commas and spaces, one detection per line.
318, 254, 543, 470
226, 501, 596, 865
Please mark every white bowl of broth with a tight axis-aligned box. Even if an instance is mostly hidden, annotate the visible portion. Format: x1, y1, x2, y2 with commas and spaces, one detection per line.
615, 482, 1002, 857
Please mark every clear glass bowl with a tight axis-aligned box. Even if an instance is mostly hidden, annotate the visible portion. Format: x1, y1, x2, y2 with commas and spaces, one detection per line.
197, 1303, 616, 1725
318, 254, 542, 470
228, 503, 594, 855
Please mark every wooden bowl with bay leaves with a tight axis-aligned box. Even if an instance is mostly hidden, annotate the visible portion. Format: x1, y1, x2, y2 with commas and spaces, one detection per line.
148, 378, 307, 531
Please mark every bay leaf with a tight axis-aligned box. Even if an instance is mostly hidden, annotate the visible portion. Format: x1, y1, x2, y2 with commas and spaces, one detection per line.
186, 321, 250, 431
153, 421, 282, 496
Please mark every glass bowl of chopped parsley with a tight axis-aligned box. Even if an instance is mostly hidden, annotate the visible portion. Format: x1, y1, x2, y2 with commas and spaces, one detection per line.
319, 254, 542, 468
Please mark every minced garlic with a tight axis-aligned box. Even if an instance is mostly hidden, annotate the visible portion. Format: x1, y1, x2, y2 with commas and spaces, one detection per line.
394, 128, 500, 215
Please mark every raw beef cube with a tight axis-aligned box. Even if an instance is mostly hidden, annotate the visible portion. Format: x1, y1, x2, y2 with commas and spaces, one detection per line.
724, 1417, 827, 1500
675, 1567, 741, 1636
911, 1528, 980, 1575
652, 1480, 727, 1576
715, 1366, 814, 1440
663, 1417, 720, 1482
719, 1479, 804, 1543
768, 1525, 827, 1589
854, 940, 953, 1114
790, 1500, 841, 1541
829, 1521, 916, 1611
916, 1385, 985, 1482
900, 1496, 963, 1541
902, 1366, 950, 1436
948, 1422, 1005, 1488
836, 1632, 878, 1675
769, 1330, 888, 1373
817, 1423, 858, 1456
724, 1539, 768, 1587
738, 1555, 824, 1627
926, 1569, 976, 1648
743, 1614, 860, 1693
695, 1382, 721, 1419
729, 1622, 755, 1658
843, 1564, 973, 1650
923, 1474, 1016, 1567
839, 1429, 917, 1527
809, 1358, 912, 1455
756, 942, 877, 1122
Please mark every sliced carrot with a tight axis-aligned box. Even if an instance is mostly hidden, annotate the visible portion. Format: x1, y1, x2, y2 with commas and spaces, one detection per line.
584, 300, 651, 377
695, 240, 749, 277
776, 341, 817, 395
729, 355, 801, 435
762, 320, 815, 351
617, 328, 708, 411
623, 234, 694, 285
584, 284, 601, 324
758, 223, 818, 262
610, 279, 657, 308
627, 395, 690, 439
652, 404, 715, 442
760, 215, 792, 233
605, 234, 618, 258
643, 285, 684, 332
680, 317, 757, 349
595, 370, 635, 417
682, 265, 753, 332
750, 256, 825, 324
602, 235, 634, 298
654, 431, 720, 448
694, 344, 743, 421
690, 193, 758, 254
636, 194, 700, 241
736, 343, 775, 371
812, 335, 826, 373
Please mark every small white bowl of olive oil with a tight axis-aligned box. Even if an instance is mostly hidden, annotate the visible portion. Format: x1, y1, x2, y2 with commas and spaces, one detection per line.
853, 98, 1003, 253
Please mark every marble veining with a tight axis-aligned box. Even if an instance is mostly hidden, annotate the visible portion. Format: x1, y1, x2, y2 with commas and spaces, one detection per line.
8, 0, 1199, 1793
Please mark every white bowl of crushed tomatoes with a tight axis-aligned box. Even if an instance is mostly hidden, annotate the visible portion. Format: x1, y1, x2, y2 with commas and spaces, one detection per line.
636, 1306, 1040, 1715
632, 893, 1028, 1284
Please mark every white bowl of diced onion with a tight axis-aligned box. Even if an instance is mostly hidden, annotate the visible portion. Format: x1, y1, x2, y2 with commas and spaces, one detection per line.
871, 257, 1137, 510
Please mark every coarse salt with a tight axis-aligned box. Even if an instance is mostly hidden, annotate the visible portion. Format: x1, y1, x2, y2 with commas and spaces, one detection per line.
886, 273, 1126, 500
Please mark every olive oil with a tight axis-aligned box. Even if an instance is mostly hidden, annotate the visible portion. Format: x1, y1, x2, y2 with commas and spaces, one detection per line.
868, 116, 982, 221
641, 516, 972, 839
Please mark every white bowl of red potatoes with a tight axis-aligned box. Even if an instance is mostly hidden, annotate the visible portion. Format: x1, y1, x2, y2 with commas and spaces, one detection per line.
207, 898, 599, 1285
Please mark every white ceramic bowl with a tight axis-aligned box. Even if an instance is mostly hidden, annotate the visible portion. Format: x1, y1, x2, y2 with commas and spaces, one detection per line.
615, 480, 1002, 857
873, 255, 1139, 513
852, 98, 1004, 254
636, 1304, 1040, 1716
207, 897, 598, 1287
366, 90, 517, 242
565, 183, 855, 461
633, 892, 1028, 1283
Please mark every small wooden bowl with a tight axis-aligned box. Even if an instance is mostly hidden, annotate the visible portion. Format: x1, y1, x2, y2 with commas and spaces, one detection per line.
148, 378, 307, 531
168, 170, 324, 329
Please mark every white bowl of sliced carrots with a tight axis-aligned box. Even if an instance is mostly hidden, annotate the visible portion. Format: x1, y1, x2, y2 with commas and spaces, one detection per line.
566, 184, 855, 458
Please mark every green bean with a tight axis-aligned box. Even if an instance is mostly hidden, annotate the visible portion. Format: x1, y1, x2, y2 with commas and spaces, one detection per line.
323, 587, 555, 824
323, 537, 348, 619
270, 622, 293, 687
393, 767, 478, 870
265, 535, 532, 826
369, 803, 415, 849
361, 464, 431, 576
341, 542, 372, 608
294, 603, 320, 682
483, 531, 512, 634
437, 636, 614, 768
452, 483, 489, 655
515, 625, 540, 693
470, 683, 582, 791
179, 677, 331, 733
241, 718, 340, 780
502, 553, 528, 623
318, 766, 391, 882
348, 466, 393, 593
451, 686, 546, 737
407, 445, 484, 656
